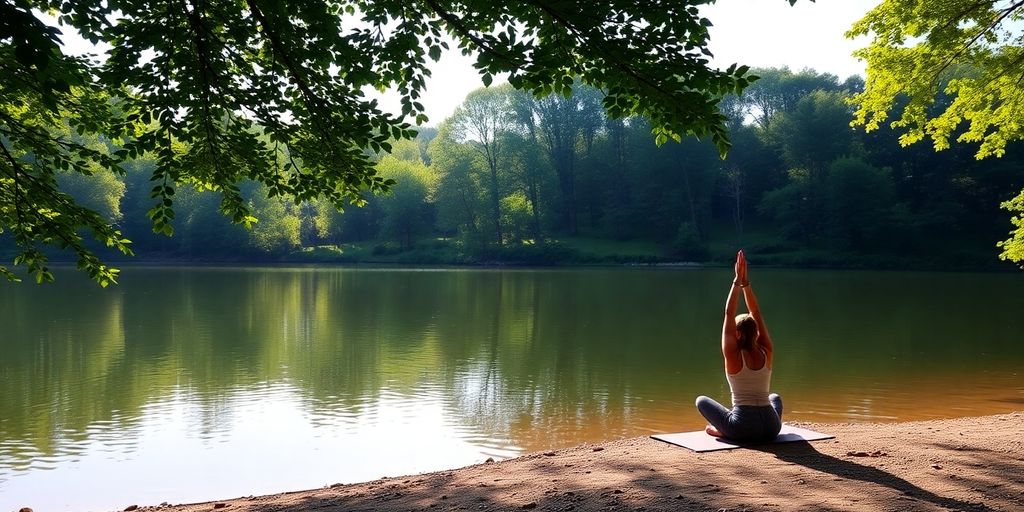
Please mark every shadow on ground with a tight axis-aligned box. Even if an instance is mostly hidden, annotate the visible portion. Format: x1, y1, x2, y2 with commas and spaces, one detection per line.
231, 437, 1020, 512
751, 442, 992, 511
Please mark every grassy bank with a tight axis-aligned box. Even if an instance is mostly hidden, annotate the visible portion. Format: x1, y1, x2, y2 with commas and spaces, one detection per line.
6, 227, 1016, 273
282, 233, 1013, 272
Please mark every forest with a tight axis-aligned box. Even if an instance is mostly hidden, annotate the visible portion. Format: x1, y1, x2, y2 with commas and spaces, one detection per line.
9, 67, 1023, 270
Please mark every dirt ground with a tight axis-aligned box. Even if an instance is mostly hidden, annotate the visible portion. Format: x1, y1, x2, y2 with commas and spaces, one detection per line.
146, 412, 1023, 512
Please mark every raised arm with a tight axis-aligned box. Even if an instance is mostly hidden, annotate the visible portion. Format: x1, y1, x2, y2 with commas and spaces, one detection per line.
741, 266, 770, 354
722, 281, 740, 354
721, 252, 744, 355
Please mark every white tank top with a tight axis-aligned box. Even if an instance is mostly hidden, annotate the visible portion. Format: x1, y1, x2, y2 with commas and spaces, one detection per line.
726, 350, 772, 406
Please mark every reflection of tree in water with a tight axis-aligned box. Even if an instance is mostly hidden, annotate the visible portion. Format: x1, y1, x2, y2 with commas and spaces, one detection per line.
3, 268, 1024, 471
1, 268, 718, 466
1, 277, 137, 466
436, 270, 725, 451
285, 270, 447, 415
0, 269, 312, 468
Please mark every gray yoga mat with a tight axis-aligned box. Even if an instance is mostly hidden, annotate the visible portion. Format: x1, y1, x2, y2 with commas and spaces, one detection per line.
651, 425, 834, 452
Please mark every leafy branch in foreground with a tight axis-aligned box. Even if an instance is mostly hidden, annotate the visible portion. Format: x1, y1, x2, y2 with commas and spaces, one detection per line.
848, 0, 1024, 264
1, 0, 770, 283
0, 31, 131, 285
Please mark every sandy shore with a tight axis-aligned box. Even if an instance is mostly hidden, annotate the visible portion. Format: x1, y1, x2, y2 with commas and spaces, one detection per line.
144, 413, 1022, 512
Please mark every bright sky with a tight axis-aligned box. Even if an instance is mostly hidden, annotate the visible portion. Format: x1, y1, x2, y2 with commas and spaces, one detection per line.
389, 0, 883, 125
51, 0, 881, 126
705, 0, 880, 79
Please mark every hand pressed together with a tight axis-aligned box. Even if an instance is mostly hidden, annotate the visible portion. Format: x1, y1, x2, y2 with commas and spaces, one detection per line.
734, 250, 749, 285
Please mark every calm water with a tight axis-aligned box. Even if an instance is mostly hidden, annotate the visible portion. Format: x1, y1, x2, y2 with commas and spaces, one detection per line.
1, 267, 1022, 510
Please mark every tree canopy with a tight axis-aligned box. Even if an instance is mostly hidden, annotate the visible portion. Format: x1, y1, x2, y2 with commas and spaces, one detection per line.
1, 0, 766, 284
849, 0, 1024, 264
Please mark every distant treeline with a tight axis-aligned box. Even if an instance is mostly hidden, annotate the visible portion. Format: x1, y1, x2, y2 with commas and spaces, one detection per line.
11, 68, 1024, 269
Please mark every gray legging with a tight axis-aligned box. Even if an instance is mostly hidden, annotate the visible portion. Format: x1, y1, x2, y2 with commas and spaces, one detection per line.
695, 394, 783, 443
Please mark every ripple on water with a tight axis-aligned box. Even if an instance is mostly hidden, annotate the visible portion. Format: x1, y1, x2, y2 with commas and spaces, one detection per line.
0, 440, 45, 474
307, 401, 362, 427
26, 456, 63, 472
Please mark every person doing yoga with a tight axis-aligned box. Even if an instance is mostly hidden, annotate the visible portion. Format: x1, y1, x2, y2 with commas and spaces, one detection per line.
695, 250, 783, 442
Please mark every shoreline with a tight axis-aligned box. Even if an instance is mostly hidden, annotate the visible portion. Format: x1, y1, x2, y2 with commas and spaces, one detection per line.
38, 259, 1024, 275
136, 413, 1022, 512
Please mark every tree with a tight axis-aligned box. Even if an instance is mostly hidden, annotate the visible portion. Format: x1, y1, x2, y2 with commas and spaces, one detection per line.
740, 67, 846, 129
719, 125, 755, 242
590, 116, 632, 239
824, 157, 899, 251
626, 132, 719, 242
1000, 193, 1024, 263
376, 156, 435, 250
309, 138, 432, 246
759, 171, 813, 244
666, 138, 720, 241
507, 89, 553, 240
431, 121, 486, 244
450, 86, 514, 245
171, 182, 249, 256
311, 195, 381, 245
501, 129, 550, 242
848, 0, 1024, 263
247, 185, 303, 254
523, 83, 605, 234
52, 129, 125, 225
767, 91, 859, 174
1, 0, 759, 284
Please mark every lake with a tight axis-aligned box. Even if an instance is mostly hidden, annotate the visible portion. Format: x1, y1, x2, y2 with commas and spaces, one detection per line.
1, 266, 1022, 510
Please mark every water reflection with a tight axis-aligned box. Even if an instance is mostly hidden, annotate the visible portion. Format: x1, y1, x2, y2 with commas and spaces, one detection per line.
1, 267, 1022, 509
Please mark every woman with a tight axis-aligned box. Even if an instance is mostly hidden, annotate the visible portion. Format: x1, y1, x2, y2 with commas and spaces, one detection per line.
695, 250, 783, 442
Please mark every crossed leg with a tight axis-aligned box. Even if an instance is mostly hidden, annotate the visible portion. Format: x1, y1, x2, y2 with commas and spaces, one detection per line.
695, 395, 730, 438
696, 393, 784, 439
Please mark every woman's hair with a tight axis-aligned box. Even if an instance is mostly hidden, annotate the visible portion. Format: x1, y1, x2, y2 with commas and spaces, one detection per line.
735, 313, 759, 351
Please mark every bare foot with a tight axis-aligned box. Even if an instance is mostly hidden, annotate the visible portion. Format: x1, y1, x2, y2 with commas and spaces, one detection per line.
705, 425, 723, 437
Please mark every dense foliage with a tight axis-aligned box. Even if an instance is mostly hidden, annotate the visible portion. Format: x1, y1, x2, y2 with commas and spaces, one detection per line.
1, 0, 758, 284
849, 0, 1024, 263
8, 68, 1021, 270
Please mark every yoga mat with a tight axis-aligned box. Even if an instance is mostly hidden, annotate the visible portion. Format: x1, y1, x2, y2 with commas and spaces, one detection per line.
651, 425, 834, 452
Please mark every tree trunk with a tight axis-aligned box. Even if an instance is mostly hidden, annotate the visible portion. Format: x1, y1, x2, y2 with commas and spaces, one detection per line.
727, 165, 744, 243
489, 163, 502, 245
